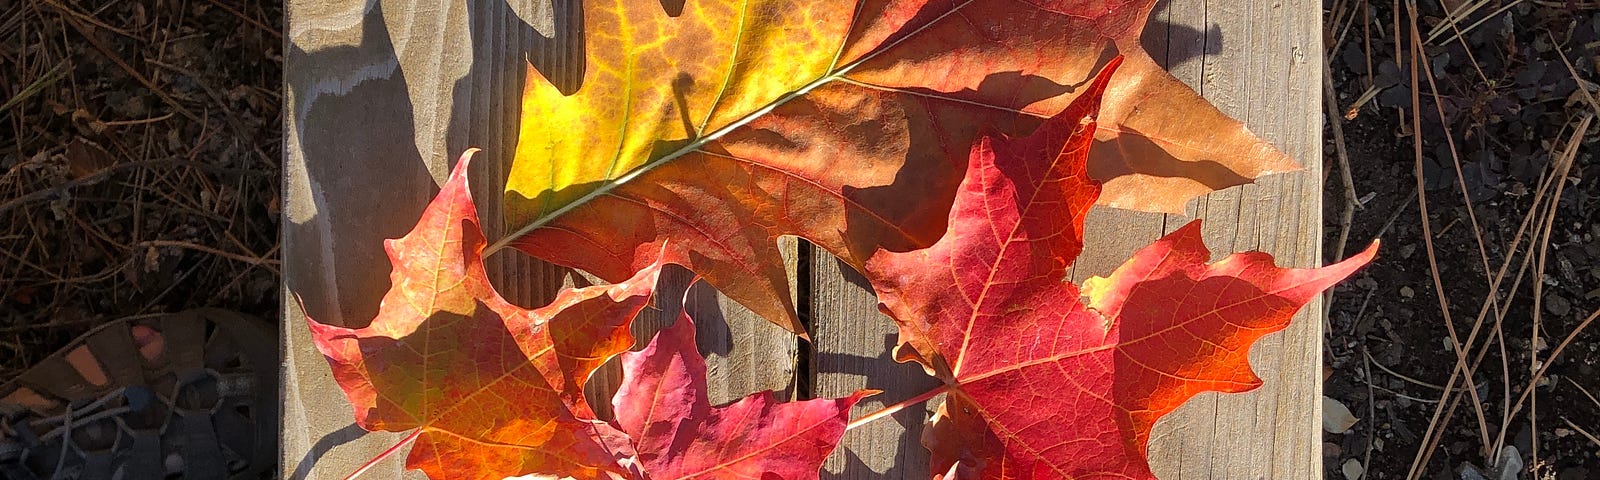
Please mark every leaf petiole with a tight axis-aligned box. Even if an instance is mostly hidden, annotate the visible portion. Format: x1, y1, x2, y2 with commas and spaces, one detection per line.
845, 384, 948, 431
343, 429, 421, 480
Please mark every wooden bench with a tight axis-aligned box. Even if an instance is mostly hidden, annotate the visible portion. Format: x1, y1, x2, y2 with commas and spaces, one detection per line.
280, 1, 1324, 478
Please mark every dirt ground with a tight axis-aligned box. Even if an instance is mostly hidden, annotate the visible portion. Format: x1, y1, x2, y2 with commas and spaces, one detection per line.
1320, 2, 1600, 479
1, 1, 1597, 480
0, 1, 282, 377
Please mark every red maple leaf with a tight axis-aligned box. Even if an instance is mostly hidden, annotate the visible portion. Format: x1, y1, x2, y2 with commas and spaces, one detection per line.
613, 311, 870, 479
862, 59, 1378, 478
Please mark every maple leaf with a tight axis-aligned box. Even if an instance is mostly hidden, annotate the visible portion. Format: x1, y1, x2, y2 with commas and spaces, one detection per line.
859, 60, 1378, 478
304, 151, 658, 480
502, 0, 1297, 334
613, 311, 870, 479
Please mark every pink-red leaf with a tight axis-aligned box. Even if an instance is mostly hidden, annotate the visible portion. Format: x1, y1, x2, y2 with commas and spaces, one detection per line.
614, 312, 870, 479
862, 61, 1378, 478
304, 151, 656, 480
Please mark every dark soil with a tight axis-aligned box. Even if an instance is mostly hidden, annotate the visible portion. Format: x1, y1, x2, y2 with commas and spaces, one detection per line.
1321, 2, 1600, 479
0, 1, 282, 379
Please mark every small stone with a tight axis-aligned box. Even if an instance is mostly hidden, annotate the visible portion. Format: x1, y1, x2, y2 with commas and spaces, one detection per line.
1357, 277, 1379, 290
1494, 446, 1523, 480
1545, 293, 1572, 316
1400, 286, 1416, 298
165, 452, 185, 475
1323, 442, 1342, 458
1342, 459, 1365, 480
1323, 397, 1360, 434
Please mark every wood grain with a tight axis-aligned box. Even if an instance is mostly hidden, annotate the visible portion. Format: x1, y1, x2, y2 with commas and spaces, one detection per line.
810, 246, 943, 479
1092, 1, 1326, 478
282, 0, 1324, 478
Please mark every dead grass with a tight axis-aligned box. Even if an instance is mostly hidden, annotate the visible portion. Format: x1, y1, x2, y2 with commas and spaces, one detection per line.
0, 0, 282, 379
1323, 1, 1600, 478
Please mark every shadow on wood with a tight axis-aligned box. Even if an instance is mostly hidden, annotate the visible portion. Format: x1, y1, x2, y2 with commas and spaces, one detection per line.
283, 1, 591, 478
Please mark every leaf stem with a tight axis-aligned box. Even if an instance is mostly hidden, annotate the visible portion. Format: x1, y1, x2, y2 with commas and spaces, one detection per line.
344, 429, 421, 480
845, 384, 948, 431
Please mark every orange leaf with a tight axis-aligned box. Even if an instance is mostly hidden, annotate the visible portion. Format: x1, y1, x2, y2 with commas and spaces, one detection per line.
304, 151, 657, 480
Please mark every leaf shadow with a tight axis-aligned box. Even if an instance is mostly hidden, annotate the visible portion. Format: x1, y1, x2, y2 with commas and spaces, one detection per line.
659, 0, 685, 17
629, 265, 736, 360
837, 67, 1090, 258
508, 0, 586, 94
582, 263, 770, 420
287, 0, 584, 325
287, 0, 587, 473
814, 336, 940, 479
285, 0, 432, 328
1087, 126, 1253, 190
288, 423, 369, 480
1140, 0, 1224, 70
812, 258, 941, 479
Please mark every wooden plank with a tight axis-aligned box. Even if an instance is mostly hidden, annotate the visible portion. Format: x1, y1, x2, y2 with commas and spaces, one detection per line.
811, 246, 942, 479
585, 241, 802, 419
282, 1, 484, 477
281, 1, 797, 478
1073, 1, 1325, 479
812, 1, 1325, 479
684, 237, 802, 406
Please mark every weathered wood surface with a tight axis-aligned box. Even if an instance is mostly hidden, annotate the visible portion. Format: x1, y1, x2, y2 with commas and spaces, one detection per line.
1114, 1, 1325, 478
281, 1, 1323, 478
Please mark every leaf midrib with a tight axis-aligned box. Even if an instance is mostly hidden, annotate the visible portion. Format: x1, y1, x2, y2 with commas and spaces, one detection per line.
840, 77, 1214, 154
949, 122, 1086, 379
952, 272, 1331, 387
486, 0, 981, 254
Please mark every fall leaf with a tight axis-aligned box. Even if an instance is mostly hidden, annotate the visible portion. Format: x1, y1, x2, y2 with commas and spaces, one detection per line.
304, 151, 656, 480
613, 311, 870, 479
504, 0, 1296, 334
859, 61, 1378, 478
